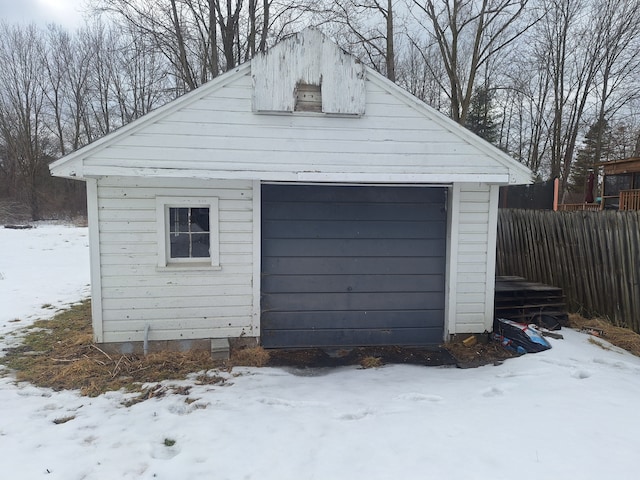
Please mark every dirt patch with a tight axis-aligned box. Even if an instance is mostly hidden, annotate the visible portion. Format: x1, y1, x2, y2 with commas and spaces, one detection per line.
264, 343, 509, 369
444, 337, 517, 368
568, 314, 640, 357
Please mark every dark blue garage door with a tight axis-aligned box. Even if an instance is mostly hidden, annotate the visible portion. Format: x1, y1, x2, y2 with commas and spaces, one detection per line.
261, 184, 447, 348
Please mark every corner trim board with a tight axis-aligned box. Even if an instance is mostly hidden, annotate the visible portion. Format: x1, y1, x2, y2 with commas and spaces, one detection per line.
445, 183, 461, 337
251, 180, 261, 336
87, 178, 103, 342
484, 184, 500, 331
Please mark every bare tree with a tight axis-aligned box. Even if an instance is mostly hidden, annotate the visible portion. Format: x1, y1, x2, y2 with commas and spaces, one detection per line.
396, 36, 447, 108
410, 0, 533, 124
212, 0, 243, 70
40, 25, 72, 157
0, 23, 50, 219
94, 0, 203, 90
537, 0, 609, 194
590, 0, 640, 166
496, 27, 555, 176
320, 0, 398, 81
110, 23, 175, 124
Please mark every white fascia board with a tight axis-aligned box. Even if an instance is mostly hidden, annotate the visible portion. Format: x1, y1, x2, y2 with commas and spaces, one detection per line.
366, 72, 533, 185
49, 157, 84, 180
81, 166, 511, 184
48, 65, 251, 180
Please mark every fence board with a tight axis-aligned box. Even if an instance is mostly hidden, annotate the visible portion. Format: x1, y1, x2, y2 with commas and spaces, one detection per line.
497, 209, 640, 332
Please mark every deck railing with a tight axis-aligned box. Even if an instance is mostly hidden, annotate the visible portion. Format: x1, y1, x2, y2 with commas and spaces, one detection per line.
620, 189, 640, 210
557, 203, 601, 212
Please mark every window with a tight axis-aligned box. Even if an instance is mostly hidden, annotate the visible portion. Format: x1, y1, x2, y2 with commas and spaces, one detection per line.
156, 197, 219, 268
603, 173, 632, 197
295, 82, 322, 112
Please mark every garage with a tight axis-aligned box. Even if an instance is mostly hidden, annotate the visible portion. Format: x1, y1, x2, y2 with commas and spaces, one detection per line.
50, 30, 533, 352
261, 184, 447, 348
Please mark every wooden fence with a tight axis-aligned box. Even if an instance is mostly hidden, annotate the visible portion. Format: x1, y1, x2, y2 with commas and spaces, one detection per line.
496, 209, 640, 332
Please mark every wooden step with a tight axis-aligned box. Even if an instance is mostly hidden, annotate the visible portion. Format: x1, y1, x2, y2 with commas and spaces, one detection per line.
495, 276, 568, 326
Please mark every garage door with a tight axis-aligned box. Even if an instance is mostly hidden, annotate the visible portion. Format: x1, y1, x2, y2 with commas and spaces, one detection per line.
261, 184, 447, 348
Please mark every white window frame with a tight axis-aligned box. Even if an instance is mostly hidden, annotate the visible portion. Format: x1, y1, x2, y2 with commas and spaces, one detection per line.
156, 196, 220, 269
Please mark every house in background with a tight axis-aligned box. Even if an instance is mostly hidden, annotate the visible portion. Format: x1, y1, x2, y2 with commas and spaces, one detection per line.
600, 157, 640, 210
50, 29, 532, 354
555, 157, 640, 211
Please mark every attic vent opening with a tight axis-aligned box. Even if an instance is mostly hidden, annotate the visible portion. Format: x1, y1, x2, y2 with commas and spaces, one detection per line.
295, 83, 322, 112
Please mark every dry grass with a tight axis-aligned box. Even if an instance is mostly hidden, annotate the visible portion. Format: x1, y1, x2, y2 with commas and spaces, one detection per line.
0, 300, 224, 399
360, 356, 383, 369
229, 346, 270, 367
444, 336, 516, 367
568, 313, 640, 357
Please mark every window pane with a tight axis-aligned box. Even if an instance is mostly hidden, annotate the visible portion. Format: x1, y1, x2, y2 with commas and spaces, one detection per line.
170, 233, 190, 257
191, 233, 210, 257
169, 207, 190, 233
604, 174, 631, 196
191, 208, 210, 232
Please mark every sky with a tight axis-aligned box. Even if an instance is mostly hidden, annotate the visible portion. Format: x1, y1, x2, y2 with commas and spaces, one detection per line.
0, 0, 88, 29
1, 223, 640, 479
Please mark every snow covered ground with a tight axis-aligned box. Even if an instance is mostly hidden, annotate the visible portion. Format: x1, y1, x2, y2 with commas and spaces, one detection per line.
1, 224, 640, 480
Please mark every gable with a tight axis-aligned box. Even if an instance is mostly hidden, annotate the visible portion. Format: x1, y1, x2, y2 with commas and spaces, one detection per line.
50, 30, 532, 185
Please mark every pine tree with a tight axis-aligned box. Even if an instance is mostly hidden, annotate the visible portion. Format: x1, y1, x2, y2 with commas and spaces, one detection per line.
465, 85, 499, 145
569, 119, 611, 195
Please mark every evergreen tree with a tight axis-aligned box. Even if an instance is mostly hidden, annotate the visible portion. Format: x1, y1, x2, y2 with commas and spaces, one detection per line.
465, 85, 499, 145
569, 119, 611, 195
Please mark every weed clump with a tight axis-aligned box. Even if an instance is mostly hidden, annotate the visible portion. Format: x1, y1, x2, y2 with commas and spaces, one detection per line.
569, 314, 640, 356
360, 356, 383, 369
229, 346, 270, 367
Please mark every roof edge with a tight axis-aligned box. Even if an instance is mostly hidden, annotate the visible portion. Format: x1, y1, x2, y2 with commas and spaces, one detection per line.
77, 165, 512, 184
49, 64, 252, 179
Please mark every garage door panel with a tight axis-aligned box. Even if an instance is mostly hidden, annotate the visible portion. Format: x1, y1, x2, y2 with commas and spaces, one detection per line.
263, 238, 446, 257
263, 184, 446, 204
262, 310, 444, 330
260, 327, 444, 348
262, 291, 445, 311
263, 202, 444, 222
262, 274, 445, 293
262, 256, 446, 275
262, 220, 444, 239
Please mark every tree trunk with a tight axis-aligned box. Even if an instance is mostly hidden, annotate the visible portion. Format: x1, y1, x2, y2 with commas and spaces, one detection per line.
385, 0, 395, 82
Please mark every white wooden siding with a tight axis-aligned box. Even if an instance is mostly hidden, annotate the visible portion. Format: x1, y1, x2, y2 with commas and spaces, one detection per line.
450, 183, 495, 334
95, 177, 254, 343
80, 73, 511, 183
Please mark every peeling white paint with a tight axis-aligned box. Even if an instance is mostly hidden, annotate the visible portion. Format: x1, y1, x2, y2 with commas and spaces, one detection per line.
252, 29, 366, 115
